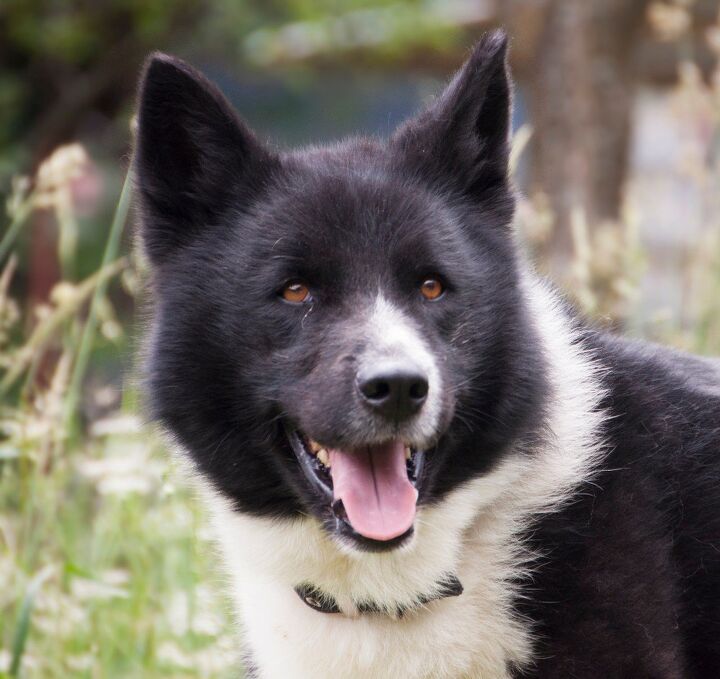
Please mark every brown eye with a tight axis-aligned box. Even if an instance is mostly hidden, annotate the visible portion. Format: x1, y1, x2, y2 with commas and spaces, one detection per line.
420, 278, 444, 301
281, 281, 311, 303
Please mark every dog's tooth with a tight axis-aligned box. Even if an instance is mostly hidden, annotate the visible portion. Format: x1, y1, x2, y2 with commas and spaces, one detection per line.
317, 449, 330, 468
308, 439, 322, 454
405, 445, 412, 460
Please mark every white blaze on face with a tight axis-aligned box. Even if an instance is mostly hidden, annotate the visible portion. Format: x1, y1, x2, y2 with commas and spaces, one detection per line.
360, 294, 442, 446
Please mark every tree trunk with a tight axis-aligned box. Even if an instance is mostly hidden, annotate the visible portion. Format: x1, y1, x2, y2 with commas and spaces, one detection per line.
500, 0, 649, 260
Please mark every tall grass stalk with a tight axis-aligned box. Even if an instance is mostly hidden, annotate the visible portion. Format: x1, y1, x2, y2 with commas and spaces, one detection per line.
63, 169, 133, 434
0, 199, 34, 264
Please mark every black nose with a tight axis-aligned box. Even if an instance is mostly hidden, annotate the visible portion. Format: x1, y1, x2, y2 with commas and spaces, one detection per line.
357, 363, 429, 421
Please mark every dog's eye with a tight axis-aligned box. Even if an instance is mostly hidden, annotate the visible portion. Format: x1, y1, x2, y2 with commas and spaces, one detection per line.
281, 281, 311, 304
420, 278, 444, 301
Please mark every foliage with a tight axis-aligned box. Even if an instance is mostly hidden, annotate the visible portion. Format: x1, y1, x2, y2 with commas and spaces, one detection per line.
0, 0, 468, 177
517, 2, 720, 347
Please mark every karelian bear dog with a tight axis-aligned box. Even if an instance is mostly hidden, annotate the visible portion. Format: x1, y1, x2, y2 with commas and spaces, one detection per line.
134, 30, 720, 678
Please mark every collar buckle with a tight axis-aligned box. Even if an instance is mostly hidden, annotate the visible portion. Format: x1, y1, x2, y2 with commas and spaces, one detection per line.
294, 584, 341, 614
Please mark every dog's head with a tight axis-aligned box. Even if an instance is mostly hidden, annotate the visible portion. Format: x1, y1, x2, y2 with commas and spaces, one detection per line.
135, 30, 546, 552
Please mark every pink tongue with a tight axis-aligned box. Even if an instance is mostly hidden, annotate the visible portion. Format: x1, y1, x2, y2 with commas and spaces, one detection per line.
329, 441, 417, 541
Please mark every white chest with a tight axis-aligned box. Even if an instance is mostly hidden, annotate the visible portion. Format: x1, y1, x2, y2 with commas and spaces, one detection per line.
205, 477, 537, 679
236, 567, 526, 679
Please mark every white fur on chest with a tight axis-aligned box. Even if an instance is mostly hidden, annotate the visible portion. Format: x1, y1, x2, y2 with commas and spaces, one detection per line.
207, 475, 531, 679
196, 278, 606, 679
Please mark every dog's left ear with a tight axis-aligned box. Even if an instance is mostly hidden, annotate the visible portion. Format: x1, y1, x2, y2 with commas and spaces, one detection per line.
391, 30, 512, 206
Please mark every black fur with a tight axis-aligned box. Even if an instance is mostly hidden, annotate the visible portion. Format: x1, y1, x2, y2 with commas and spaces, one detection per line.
135, 30, 720, 677
516, 336, 720, 678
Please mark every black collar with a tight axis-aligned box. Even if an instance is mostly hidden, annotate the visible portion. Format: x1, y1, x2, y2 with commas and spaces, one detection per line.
294, 574, 463, 617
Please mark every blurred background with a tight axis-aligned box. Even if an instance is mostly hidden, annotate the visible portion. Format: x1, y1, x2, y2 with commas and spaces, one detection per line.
1, 1, 719, 677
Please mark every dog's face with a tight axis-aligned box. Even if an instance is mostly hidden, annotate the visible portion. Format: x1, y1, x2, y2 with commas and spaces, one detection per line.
136, 31, 546, 552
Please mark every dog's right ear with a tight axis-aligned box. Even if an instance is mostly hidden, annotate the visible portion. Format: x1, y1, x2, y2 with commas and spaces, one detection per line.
134, 53, 277, 264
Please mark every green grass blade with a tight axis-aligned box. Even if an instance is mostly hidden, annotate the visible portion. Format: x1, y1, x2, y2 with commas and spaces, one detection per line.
8, 566, 55, 678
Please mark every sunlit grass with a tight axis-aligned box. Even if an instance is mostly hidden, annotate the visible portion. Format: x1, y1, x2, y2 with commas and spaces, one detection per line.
0, 147, 238, 678
1, 416, 237, 678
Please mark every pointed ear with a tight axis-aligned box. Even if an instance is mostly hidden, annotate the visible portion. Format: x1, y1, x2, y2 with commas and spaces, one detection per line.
391, 30, 513, 208
134, 53, 278, 264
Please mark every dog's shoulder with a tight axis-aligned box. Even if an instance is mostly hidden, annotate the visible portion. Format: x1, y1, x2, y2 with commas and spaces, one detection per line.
583, 329, 720, 555
517, 327, 720, 677
582, 329, 720, 433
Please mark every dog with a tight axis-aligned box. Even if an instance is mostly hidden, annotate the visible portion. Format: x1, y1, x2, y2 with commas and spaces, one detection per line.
133, 30, 720, 678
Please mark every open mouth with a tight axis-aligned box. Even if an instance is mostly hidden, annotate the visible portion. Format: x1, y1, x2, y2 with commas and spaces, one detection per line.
286, 427, 425, 549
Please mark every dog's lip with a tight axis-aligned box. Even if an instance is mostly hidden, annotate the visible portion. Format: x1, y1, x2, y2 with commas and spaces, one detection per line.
283, 424, 426, 529
286, 427, 334, 501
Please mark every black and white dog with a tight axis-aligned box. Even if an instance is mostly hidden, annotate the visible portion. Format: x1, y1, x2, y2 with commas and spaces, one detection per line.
134, 30, 720, 678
